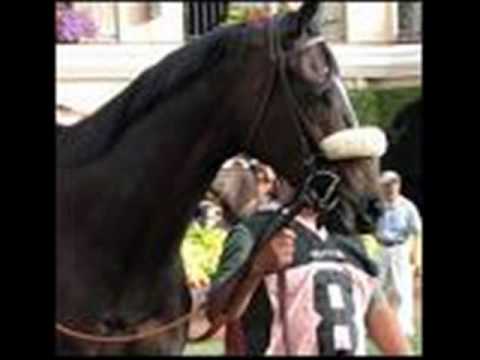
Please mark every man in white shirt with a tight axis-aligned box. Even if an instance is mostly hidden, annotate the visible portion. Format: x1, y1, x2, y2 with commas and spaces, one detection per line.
376, 170, 422, 338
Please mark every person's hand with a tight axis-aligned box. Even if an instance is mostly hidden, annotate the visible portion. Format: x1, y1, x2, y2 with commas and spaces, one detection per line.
187, 277, 210, 289
249, 227, 296, 277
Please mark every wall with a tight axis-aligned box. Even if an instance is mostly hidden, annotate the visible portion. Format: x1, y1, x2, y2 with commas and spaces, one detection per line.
56, 2, 422, 123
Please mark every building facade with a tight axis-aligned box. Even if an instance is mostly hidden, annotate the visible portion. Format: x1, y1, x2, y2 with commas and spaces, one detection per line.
56, 2, 422, 123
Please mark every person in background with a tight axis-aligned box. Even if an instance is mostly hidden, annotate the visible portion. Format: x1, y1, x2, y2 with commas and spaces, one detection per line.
375, 170, 422, 338
250, 162, 277, 210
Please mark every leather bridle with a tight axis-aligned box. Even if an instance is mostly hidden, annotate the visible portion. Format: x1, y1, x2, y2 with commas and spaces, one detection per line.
55, 16, 350, 350
247, 15, 346, 214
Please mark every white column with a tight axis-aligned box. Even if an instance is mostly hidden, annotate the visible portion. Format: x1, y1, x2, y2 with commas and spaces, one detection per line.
285, 2, 303, 11
117, 2, 184, 43
146, 2, 184, 43
346, 2, 398, 44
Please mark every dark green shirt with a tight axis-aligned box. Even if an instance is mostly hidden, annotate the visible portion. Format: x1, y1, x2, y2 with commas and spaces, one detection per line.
211, 210, 380, 355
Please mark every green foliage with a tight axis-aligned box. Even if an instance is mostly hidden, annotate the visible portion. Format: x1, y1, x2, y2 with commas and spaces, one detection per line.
349, 87, 422, 129
221, 4, 272, 26
181, 223, 227, 284
349, 90, 381, 126
360, 234, 382, 261
222, 5, 249, 25
184, 339, 225, 355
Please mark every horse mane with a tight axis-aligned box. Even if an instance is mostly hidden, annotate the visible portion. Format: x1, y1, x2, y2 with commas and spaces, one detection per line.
57, 25, 243, 168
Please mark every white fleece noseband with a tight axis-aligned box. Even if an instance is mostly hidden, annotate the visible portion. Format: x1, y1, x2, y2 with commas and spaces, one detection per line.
320, 126, 387, 160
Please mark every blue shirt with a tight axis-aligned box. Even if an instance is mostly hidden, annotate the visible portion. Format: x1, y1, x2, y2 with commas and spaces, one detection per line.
376, 195, 422, 244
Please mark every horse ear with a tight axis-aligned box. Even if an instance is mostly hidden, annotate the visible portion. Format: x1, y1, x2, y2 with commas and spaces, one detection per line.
296, 2, 323, 36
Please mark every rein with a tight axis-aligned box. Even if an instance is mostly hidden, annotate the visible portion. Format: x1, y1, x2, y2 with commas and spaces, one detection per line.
55, 306, 204, 344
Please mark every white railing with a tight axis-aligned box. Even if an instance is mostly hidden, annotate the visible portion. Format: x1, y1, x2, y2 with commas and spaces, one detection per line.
57, 43, 421, 80
56, 44, 184, 80
334, 44, 422, 79
56, 43, 421, 115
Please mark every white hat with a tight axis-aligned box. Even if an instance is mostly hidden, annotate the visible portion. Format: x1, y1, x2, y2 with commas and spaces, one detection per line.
380, 170, 401, 184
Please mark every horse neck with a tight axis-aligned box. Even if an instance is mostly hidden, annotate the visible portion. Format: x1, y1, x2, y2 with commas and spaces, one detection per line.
57, 86, 240, 321
85, 88, 236, 263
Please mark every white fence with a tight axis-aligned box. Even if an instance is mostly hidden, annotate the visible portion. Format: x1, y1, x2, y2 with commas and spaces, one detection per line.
56, 43, 421, 119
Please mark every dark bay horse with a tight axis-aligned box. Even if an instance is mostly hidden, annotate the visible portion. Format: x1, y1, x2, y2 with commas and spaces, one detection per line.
56, 3, 385, 355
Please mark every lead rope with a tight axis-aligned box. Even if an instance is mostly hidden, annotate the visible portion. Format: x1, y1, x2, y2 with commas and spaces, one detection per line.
56, 302, 208, 344
277, 270, 292, 355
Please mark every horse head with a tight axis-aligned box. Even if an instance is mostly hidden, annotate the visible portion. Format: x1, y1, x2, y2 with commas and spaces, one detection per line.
225, 3, 386, 235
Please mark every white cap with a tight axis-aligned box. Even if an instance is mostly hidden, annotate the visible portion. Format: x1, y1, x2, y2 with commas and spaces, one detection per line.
380, 170, 401, 184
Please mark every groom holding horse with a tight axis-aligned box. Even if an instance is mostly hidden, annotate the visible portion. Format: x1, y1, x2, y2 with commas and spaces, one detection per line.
193, 128, 412, 355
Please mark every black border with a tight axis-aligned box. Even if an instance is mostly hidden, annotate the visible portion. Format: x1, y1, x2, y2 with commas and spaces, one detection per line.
27, 0, 451, 357
17, 0, 55, 356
